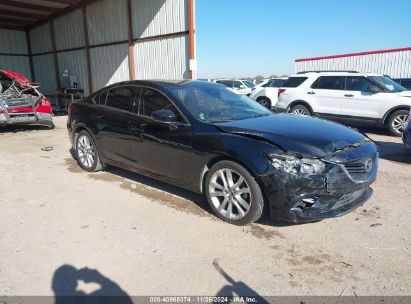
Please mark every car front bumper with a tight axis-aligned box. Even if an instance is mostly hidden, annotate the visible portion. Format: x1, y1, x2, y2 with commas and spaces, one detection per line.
258, 147, 378, 223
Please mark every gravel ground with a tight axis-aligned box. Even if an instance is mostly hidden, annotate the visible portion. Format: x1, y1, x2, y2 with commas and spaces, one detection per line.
0, 116, 410, 298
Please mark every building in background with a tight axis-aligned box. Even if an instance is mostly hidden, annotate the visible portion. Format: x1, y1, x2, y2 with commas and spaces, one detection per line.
0, 0, 196, 101
295, 47, 411, 78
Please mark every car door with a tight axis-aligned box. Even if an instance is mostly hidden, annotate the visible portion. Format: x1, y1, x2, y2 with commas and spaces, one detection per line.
233, 81, 247, 95
128, 86, 192, 185
307, 76, 344, 117
97, 85, 139, 165
340, 76, 384, 122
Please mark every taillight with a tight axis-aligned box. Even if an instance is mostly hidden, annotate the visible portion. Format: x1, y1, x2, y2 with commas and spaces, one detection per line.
278, 88, 286, 98
41, 96, 51, 106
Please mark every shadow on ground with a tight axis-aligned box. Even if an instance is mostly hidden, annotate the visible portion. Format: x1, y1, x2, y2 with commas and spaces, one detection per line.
52, 265, 133, 304
213, 261, 269, 303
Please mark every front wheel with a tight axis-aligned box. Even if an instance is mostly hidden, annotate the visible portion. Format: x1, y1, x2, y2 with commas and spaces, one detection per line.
205, 161, 265, 226
388, 110, 409, 136
75, 130, 106, 172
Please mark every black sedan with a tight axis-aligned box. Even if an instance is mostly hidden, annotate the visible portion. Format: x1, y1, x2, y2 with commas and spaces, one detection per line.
67, 80, 378, 225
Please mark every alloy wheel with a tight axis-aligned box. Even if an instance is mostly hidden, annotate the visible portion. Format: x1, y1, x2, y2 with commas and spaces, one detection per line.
392, 114, 408, 133
77, 134, 96, 168
292, 108, 308, 115
208, 168, 252, 220
259, 99, 269, 108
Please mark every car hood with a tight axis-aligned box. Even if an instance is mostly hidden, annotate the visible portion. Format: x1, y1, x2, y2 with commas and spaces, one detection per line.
0, 70, 32, 88
396, 91, 411, 97
215, 114, 366, 158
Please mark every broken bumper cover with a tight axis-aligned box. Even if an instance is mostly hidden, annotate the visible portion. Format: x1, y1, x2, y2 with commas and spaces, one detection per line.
259, 146, 378, 223
0, 102, 53, 127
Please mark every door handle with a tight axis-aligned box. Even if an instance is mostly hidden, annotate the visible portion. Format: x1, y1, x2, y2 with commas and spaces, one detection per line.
344, 94, 354, 97
307, 91, 316, 95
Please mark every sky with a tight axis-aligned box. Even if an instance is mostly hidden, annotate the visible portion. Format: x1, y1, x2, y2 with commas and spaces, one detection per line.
195, 0, 411, 79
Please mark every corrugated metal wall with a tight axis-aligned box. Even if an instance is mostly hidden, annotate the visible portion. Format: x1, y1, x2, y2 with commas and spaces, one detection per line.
0, 55, 31, 77
132, 0, 190, 79
29, 23, 52, 54
54, 9, 84, 51
32, 54, 56, 95
87, 0, 128, 45
91, 43, 130, 90
0, 29, 30, 77
1, 0, 191, 100
135, 35, 189, 79
295, 50, 411, 78
0, 29, 27, 54
132, 0, 187, 39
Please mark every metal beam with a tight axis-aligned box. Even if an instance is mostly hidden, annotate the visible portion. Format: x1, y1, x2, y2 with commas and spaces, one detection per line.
50, 20, 61, 89
0, 24, 26, 30
188, 0, 196, 79
1, 0, 63, 13
0, 17, 33, 26
126, 0, 135, 80
82, 5, 93, 93
25, 30, 35, 81
0, 9, 49, 20
49, 0, 81, 4
28, 0, 98, 30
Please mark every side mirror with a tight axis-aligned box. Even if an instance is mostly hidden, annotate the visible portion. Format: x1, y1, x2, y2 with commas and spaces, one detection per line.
151, 109, 178, 131
239, 85, 246, 89
367, 85, 381, 94
151, 109, 176, 122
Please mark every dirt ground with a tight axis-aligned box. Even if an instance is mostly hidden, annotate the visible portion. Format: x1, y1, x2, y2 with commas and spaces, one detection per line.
0, 116, 410, 298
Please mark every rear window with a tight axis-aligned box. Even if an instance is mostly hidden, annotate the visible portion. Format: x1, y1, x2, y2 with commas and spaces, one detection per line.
282, 77, 308, 88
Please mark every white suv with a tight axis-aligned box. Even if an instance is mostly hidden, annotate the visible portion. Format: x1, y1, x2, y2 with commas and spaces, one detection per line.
275, 71, 411, 136
214, 79, 255, 96
250, 78, 287, 109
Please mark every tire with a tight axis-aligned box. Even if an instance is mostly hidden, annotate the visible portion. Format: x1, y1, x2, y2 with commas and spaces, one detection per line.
205, 160, 265, 226
290, 104, 311, 116
257, 97, 271, 109
75, 130, 106, 172
388, 110, 409, 136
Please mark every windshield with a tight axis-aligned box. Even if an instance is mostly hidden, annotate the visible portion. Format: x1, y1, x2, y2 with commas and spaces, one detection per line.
169, 84, 272, 123
369, 76, 407, 93
243, 81, 255, 88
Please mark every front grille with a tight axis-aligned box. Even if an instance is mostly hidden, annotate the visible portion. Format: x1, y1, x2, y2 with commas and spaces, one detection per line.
343, 155, 378, 182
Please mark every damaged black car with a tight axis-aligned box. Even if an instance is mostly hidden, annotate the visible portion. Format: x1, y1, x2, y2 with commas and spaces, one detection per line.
67, 80, 378, 225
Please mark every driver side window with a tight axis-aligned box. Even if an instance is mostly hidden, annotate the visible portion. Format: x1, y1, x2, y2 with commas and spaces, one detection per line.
346, 76, 376, 92
139, 88, 183, 122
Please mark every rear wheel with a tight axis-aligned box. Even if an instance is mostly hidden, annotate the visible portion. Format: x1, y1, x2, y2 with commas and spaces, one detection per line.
290, 104, 311, 116
75, 130, 105, 172
257, 97, 271, 109
205, 161, 264, 226
388, 110, 409, 136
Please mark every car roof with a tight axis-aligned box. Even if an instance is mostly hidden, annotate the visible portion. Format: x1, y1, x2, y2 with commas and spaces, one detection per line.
91, 80, 222, 95
292, 72, 381, 77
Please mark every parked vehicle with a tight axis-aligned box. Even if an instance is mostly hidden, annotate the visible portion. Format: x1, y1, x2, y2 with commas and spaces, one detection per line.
275, 71, 411, 136
250, 77, 288, 109
402, 108, 411, 149
68, 80, 378, 225
0, 70, 53, 128
393, 78, 411, 90
214, 79, 255, 96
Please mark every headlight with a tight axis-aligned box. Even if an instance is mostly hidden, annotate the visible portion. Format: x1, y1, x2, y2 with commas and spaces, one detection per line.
268, 154, 326, 175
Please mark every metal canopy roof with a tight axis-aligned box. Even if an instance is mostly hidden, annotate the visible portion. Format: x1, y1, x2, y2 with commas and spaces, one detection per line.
0, 0, 92, 31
